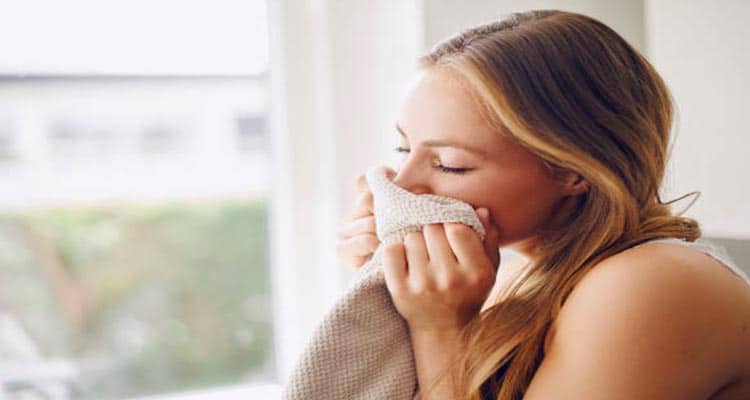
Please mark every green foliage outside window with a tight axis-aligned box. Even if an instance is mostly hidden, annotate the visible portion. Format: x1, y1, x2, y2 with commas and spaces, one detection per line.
0, 199, 274, 399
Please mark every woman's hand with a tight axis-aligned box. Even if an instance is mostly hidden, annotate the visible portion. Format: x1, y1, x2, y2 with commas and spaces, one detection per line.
336, 166, 396, 269
382, 208, 501, 333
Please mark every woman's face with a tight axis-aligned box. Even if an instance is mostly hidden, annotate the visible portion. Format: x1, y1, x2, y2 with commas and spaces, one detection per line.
393, 68, 582, 258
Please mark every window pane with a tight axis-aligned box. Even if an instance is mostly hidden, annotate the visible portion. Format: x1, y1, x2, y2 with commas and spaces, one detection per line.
0, 1, 275, 399
0, 0, 268, 75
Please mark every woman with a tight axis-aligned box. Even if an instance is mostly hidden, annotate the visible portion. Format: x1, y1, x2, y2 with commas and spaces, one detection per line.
336, 10, 750, 400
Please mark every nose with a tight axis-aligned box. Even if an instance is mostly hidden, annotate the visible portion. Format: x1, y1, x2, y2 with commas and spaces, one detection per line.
393, 160, 431, 195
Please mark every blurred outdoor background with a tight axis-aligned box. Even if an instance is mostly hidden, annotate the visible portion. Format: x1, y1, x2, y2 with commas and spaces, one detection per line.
0, 1, 276, 399
0, 1, 747, 399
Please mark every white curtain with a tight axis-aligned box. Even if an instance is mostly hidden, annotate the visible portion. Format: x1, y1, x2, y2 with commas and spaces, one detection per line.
266, 0, 424, 381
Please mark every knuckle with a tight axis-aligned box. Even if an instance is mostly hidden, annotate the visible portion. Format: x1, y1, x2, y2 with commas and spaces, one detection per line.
410, 281, 430, 296
465, 273, 480, 288
365, 215, 376, 232
361, 234, 380, 250
467, 270, 491, 288
438, 274, 461, 291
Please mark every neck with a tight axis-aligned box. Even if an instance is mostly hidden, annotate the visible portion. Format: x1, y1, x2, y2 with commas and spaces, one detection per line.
505, 193, 584, 262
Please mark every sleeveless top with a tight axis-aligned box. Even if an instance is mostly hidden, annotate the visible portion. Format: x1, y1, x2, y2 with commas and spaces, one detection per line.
630, 237, 750, 288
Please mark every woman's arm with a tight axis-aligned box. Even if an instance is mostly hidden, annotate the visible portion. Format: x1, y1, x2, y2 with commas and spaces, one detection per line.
410, 327, 463, 400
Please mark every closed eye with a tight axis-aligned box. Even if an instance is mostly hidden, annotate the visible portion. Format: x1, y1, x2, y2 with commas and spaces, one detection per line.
392, 146, 471, 175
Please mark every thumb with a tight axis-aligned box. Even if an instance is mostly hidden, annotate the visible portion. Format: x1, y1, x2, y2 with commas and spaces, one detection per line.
476, 207, 501, 268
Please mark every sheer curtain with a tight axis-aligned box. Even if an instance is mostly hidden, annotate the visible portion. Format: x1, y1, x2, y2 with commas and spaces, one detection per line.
266, 0, 424, 383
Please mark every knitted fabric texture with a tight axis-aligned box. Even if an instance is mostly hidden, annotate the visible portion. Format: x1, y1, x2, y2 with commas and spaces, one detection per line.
281, 165, 485, 400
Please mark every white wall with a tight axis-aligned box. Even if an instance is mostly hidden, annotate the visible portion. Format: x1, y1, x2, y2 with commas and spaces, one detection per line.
422, 0, 646, 53
645, 0, 750, 239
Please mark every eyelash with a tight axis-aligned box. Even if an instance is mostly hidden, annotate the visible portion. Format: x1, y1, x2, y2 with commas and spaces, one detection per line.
392, 146, 470, 174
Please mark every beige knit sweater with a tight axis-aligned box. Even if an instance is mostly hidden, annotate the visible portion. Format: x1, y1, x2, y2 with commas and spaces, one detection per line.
281, 165, 486, 400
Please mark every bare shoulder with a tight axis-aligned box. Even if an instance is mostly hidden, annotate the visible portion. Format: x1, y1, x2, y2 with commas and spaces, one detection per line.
574, 241, 750, 346
570, 240, 750, 316
529, 241, 750, 399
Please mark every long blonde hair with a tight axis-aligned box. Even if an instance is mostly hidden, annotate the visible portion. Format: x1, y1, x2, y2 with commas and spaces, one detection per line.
415, 10, 701, 399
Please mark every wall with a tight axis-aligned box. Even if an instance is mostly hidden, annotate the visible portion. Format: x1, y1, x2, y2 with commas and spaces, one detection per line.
645, 0, 750, 239
422, 0, 646, 53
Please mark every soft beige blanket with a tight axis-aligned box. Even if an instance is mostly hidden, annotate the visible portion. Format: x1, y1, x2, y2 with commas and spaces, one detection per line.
281, 165, 486, 400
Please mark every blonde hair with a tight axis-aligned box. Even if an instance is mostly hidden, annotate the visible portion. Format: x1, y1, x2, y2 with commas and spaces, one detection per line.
415, 10, 701, 399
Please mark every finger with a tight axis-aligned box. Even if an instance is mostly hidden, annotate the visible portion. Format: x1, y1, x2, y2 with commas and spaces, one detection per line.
336, 240, 369, 268
349, 191, 374, 220
355, 173, 370, 192
382, 242, 408, 295
337, 215, 376, 239
342, 254, 368, 269
338, 233, 380, 257
444, 223, 487, 272
422, 223, 457, 275
403, 230, 431, 290
476, 208, 501, 269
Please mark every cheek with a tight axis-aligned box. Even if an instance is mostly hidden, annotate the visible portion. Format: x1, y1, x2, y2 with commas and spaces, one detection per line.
497, 185, 563, 240
443, 169, 562, 241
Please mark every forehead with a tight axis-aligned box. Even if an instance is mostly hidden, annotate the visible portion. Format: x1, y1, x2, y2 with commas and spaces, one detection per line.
396, 68, 503, 152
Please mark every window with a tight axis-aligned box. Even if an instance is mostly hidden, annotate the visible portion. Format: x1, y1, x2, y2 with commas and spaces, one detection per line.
235, 114, 269, 154
0, 122, 15, 162
0, 1, 278, 399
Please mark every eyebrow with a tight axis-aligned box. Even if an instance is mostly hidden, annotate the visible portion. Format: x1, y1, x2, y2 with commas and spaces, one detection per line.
395, 123, 488, 157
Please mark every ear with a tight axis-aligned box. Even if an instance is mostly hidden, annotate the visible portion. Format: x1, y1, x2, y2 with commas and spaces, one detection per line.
560, 171, 589, 196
